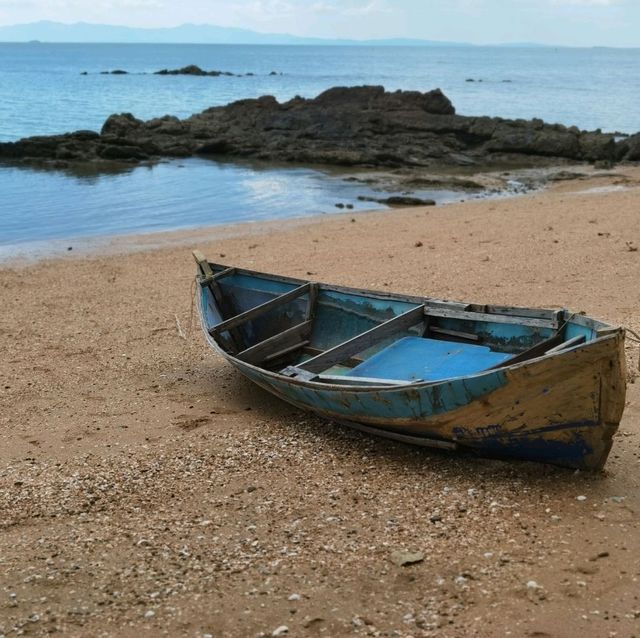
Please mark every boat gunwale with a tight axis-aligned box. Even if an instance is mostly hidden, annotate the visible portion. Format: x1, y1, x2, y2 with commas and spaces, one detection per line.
200, 262, 612, 331
195, 263, 624, 393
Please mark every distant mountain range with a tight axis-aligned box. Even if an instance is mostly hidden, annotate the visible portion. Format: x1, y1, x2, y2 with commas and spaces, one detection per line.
0, 21, 548, 46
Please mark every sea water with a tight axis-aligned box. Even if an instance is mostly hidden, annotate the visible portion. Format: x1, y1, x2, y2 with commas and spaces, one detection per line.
1, 43, 639, 253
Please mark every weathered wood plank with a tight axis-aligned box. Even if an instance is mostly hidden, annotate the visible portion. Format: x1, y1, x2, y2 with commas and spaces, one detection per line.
193, 252, 243, 351
209, 283, 311, 336
302, 346, 365, 368
306, 283, 319, 321
428, 326, 481, 342
337, 419, 458, 450
198, 267, 236, 287
193, 250, 213, 277
298, 305, 425, 374
316, 374, 414, 387
545, 334, 586, 354
425, 306, 556, 329
263, 340, 311, 364
488, 332, 565, 369
236, 321, 313, 365
483, 305, 561, 320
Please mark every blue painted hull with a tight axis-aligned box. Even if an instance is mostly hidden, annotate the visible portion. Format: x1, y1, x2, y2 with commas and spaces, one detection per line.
194, 261, 626, 470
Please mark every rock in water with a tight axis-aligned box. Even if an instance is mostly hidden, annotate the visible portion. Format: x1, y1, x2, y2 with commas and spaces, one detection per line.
0, 85, 634, 169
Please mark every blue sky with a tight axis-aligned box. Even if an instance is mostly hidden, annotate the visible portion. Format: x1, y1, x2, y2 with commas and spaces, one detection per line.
0, 0, 638, 46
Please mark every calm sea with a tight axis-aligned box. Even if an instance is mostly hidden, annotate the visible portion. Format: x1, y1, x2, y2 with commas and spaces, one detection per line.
1, 43, 639, 255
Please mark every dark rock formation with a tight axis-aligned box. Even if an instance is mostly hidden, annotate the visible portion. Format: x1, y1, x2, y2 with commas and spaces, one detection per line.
1, 85, 637, 169
617, 133, 640, 161
359, 195, 437, 206
154, 65, 234, 77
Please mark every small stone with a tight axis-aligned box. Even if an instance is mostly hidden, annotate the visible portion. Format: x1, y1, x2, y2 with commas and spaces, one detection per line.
414, 241, 423, 248
302, 616, 324, 628
526, 580, 540, 589
272, 626, 289, 637
576, 495, 587, 501
391, 550, 424, 567
287, 593, 301, 601
144, 610, 155, 618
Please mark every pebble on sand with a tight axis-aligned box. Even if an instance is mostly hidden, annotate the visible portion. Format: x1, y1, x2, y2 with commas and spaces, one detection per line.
390, 550, 425, 567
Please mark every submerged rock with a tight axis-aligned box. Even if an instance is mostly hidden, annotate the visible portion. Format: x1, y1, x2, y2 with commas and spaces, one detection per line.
358, 195, 436, 206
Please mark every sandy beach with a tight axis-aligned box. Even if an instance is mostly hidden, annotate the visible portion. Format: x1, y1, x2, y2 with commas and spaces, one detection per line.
1, 169, 640, 637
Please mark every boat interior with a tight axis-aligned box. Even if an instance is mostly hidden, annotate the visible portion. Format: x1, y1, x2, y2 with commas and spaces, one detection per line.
195, 255, 612, 387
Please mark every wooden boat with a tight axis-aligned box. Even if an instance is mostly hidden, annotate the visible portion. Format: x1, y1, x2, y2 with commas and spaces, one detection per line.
193, 251, 626, 470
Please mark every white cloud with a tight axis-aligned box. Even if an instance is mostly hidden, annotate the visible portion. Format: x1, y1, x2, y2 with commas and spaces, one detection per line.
549, 0, 621, 5
307, 0, 390, 17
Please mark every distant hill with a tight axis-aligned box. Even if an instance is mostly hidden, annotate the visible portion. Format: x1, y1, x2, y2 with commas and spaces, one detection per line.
0, 21, 480, 46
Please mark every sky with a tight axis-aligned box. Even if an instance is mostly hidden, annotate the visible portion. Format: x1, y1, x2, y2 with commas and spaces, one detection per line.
0, 0, 638, 47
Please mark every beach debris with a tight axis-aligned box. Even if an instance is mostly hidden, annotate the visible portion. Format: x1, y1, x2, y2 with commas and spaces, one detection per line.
390, 550, 425, 566
175, 314, 186, 339
271, 626, 289, 636
414, 241, 423, 247
287, 593, 301, 601
576, 495, 587, 501
625, 241, 638, 252
526, 580, 541, 590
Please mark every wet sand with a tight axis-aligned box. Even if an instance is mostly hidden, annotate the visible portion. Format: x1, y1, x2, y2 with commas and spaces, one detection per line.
1, 169, 639, 637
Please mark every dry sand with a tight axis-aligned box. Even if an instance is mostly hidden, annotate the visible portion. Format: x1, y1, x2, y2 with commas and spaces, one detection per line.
1, 169, 640, 637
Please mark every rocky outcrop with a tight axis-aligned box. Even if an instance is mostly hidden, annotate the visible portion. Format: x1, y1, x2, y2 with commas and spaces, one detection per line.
1, 85, 637, 169
154, 65, 235, 77
85, 65, 278, 77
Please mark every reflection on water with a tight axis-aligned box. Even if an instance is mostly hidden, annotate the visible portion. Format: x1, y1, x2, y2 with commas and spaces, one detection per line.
0, 157, 438, 258
0, 157, 486, 260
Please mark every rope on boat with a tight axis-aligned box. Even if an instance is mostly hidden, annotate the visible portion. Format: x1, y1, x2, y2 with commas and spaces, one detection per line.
626, 327, 640, 344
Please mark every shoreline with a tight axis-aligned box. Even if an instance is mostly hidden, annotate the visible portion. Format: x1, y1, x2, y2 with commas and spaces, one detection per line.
2, 162, 637, 265
1, 169, 639, 636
